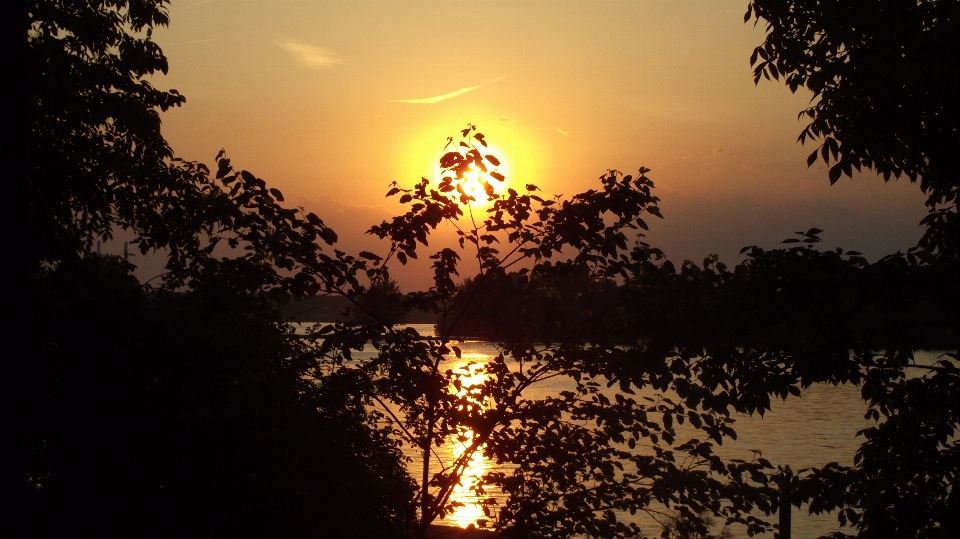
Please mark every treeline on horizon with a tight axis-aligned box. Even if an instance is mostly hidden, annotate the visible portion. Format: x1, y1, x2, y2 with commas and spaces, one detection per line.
434, 253, 958, 349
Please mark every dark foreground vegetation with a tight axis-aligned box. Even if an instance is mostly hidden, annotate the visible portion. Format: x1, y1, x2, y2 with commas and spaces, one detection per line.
2, 1, 957, 539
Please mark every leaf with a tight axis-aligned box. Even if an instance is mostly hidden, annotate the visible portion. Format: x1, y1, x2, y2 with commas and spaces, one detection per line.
269, 188, 284, 201
399, 194, 413, 204
806, 228, 824, 236
216, 158, 232, 179
359, 251, 382, 261
782, 238, 801, 244
386, 187, 400, 197
485, 154, 501, 166
490, 171, 505, 182
474, 133, 487, 147
440, 152, 461, 169
319, 227, 338, 245
829, 163, 843, 184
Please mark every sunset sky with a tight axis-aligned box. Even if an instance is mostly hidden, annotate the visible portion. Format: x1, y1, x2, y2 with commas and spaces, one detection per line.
149, 0, 929, 289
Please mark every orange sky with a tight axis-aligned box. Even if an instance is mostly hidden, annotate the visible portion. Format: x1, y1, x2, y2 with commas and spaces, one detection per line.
147, 0, 928, 290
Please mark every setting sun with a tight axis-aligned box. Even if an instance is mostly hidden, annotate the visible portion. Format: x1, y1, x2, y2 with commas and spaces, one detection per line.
433, 138, 510, 208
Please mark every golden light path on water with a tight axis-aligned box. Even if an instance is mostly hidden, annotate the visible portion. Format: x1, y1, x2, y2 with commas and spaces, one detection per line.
444, 356, 494, 528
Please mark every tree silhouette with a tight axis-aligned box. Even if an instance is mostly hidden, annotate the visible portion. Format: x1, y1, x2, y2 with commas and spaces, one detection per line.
4, 2, 415, 537
321, 125, 957, 539
746, 0, 960, 261
743, 6, 960, 533
319, 126, 778, 539
6, 2, 957, 538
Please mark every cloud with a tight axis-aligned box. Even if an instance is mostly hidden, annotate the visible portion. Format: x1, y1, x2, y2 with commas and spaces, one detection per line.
492, 115, 518, 123
168, 38, 216, 46
557, 128, 569, 136
180, 0, 216, 10
276, 42, 342, 69
392, 76, 504, 104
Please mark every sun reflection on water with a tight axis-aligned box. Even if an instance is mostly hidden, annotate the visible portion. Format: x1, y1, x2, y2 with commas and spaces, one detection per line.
444, 357, 494, 529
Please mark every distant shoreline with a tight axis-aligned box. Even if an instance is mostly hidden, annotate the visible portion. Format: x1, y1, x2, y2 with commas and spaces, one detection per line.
426, 523, 499, 539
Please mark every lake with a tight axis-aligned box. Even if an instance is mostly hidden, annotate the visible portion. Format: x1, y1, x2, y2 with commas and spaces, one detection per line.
299, 322, 948, 538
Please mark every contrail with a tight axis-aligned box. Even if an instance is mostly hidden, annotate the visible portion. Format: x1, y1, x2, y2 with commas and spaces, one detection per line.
391, 76, 504, 104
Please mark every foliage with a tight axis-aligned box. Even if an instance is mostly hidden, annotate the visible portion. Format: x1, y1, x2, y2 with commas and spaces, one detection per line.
619, 241, 959, 539
8, 1, 959, 538
319, 126, 958, 539
439, 264, 626, 343
745, 0, 960, 261
4, 1, 415, 537
13, 0, 350, 292
18, 254, 414, 538
318, 127, 779, 539
18, 0, 184, 263
348, 277, 409, 326
743, 4, 960, 533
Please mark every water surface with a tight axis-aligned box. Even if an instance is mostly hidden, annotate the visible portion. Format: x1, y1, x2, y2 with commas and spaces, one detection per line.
300, 322, 947, 538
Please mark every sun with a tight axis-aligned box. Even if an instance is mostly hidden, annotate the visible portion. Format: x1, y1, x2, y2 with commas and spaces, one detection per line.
457, 164, 498, 204
434, 143, 510, 208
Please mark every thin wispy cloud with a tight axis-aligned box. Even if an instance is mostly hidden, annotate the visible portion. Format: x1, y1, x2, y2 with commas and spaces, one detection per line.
557, 128, 569, 136
276, 42, 343, 69
492, 115, 518, 123
392, 76, 504, 104
168, 38, 216, 46
181, 0, 216, 10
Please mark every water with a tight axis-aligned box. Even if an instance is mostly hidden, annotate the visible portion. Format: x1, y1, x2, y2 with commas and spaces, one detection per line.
296, 322, 948, 538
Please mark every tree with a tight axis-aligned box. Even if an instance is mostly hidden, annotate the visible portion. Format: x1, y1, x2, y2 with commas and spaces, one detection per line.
18, 254, 415, 539
317, 127, 778, 539
746, 0, 960, 261
439, 263, 627, 343
348, 277, 409, 326
642, 241, 959, 539
743, 5, 960, 534
9, 1, 955, 537
17, 0, 184, 264
4, 2, 416, 537
324, 125, 958, 539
